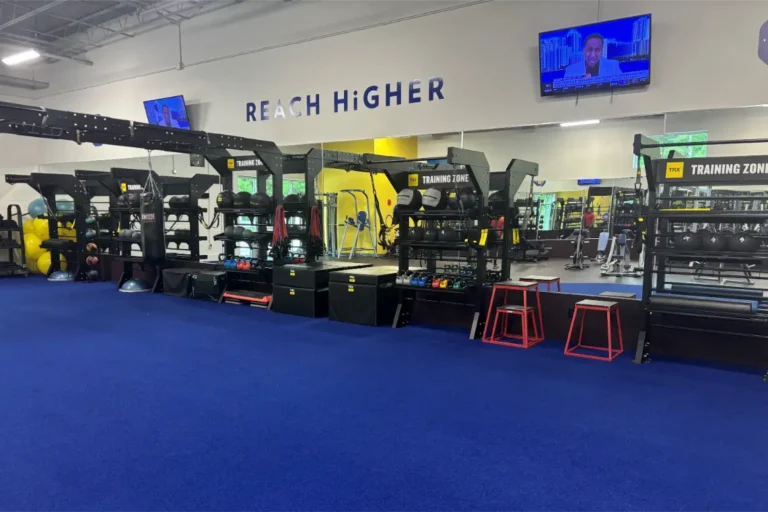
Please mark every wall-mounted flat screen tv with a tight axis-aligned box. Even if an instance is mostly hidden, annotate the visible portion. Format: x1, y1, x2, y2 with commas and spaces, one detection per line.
539, 14, 651, 97
143, 95, 191, 129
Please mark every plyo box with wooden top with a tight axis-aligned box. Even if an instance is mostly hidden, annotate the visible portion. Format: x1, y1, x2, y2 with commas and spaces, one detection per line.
329, 266, 398, 326
272, 262, 372, 318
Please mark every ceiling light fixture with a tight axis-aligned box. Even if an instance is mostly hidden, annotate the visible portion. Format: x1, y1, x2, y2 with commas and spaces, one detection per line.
560, 119, 601, 128
2, 49, 41, 66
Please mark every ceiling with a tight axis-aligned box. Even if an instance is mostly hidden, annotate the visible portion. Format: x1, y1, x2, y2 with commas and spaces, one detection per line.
0, 0, 241, 67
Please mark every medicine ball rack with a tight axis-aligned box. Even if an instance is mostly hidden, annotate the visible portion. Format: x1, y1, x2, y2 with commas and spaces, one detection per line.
4, 172, 93, 280
0, 204, 27, 277
633, 134, 768, 380
75, 170, 121, 253
362, 149, 537, 339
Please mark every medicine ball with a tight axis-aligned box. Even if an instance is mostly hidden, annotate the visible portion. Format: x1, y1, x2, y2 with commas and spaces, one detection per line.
168, 196, 183, 207
217, 191, 235, 208
250, 192, 272, 211
119, 229, 133, 240
242, 229, 254, 240
701, 232, 726, 251
233, 191, 251, 208
131, 231, 142, 241
422, 188, 447, 211
116, 194, 128, 207
488, 191, 505, 216
397, 189, 422, 212
423, 228, 438, 242
127, 192, 141, 207
285, 194, 300, 203
438, 227, 458, 242
674, 231, 699, 251
458, 190, 476, 209
728, 231, 759, 252
223, 225, 235, 237
408, 226, 424, 241
233, 226, 245, 238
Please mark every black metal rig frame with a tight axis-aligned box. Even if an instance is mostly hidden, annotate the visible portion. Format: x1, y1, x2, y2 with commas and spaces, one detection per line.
75, 170, 121, 253
4, 172, 92, 280
633, 133, 768, 378
107, 167, 217, 291
0, 100, 283, 285
357, 147, 491, 339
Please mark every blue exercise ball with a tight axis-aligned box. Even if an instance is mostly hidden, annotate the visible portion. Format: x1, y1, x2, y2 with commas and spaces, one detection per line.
28, 198, 47, 218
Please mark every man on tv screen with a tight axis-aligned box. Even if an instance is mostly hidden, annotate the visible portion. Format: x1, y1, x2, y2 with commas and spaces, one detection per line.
564, 33, 622, 78
157, 103, 181, 128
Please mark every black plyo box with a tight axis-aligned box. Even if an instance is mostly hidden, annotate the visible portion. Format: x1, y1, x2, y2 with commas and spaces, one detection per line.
272, 285, 329, 318
162, 268, 193, 297
329, 266, 398, 326
273, 262, 372, 289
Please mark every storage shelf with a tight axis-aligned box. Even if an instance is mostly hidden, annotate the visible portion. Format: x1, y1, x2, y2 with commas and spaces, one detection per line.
215, 207, 273, 216
403, 210, 474, 219
650, 211, 768, 221
401, 241, 471, 250
651, 249, 768, 261
395, 283, 476, 294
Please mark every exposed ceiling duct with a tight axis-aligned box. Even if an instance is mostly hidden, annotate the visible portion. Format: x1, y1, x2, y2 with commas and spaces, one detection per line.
0, 0, 243, 88
0, 75, 49, 90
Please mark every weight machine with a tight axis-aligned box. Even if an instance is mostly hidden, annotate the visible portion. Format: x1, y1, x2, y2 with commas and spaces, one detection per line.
600, 230, 641, 277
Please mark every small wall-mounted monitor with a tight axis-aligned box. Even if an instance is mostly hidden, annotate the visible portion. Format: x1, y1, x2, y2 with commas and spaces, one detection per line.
539, 14, 651, 97
143, 95, 191, 129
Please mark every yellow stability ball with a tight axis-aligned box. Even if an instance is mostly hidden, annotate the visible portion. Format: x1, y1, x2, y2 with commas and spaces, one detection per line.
26, 255, 39, 274
33, 218, 50, 241
37, 251, 67, 275
22, 219, 34, 235
24, 233, 45, 261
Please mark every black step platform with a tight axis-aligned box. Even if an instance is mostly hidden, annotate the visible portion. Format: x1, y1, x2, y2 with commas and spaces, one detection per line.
272, 261, 373, 318
329, 266, 399, 326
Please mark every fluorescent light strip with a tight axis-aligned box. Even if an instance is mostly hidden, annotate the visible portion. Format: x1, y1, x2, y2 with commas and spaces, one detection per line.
2, 49, 41, 66
560, 119, 601, 128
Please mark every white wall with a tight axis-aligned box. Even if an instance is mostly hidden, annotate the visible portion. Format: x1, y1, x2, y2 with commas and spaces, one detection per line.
418, 116, 664, 186
0, 0, 763, 167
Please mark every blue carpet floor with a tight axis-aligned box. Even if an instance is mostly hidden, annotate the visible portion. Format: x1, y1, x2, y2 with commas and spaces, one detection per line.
0, 278, 767, 510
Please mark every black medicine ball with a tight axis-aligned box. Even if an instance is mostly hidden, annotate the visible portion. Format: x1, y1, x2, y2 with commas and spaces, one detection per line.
250, 192, 272, 211
459, 190, 476, 209
422, 188, 446, 211
285, 194, 300, 203
423, 228, 438, 242
217, 191, 235, 208
233, 192, 251, 208
408, 227, 424, 241
397, 189, 422, 212
438, 227, 458, 242
125, 192, 141, 207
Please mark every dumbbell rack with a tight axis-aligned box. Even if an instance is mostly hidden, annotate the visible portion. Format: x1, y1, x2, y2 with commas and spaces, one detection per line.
0, 204, 27, 277
634, 134, 768, 379
4, 172, 93, 281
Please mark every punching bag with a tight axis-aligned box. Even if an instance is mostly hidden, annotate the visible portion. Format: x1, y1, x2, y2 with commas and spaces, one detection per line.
140, 193, 166, 261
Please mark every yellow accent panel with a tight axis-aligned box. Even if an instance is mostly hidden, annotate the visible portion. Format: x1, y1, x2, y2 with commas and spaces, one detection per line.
319, 137, 417, 251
